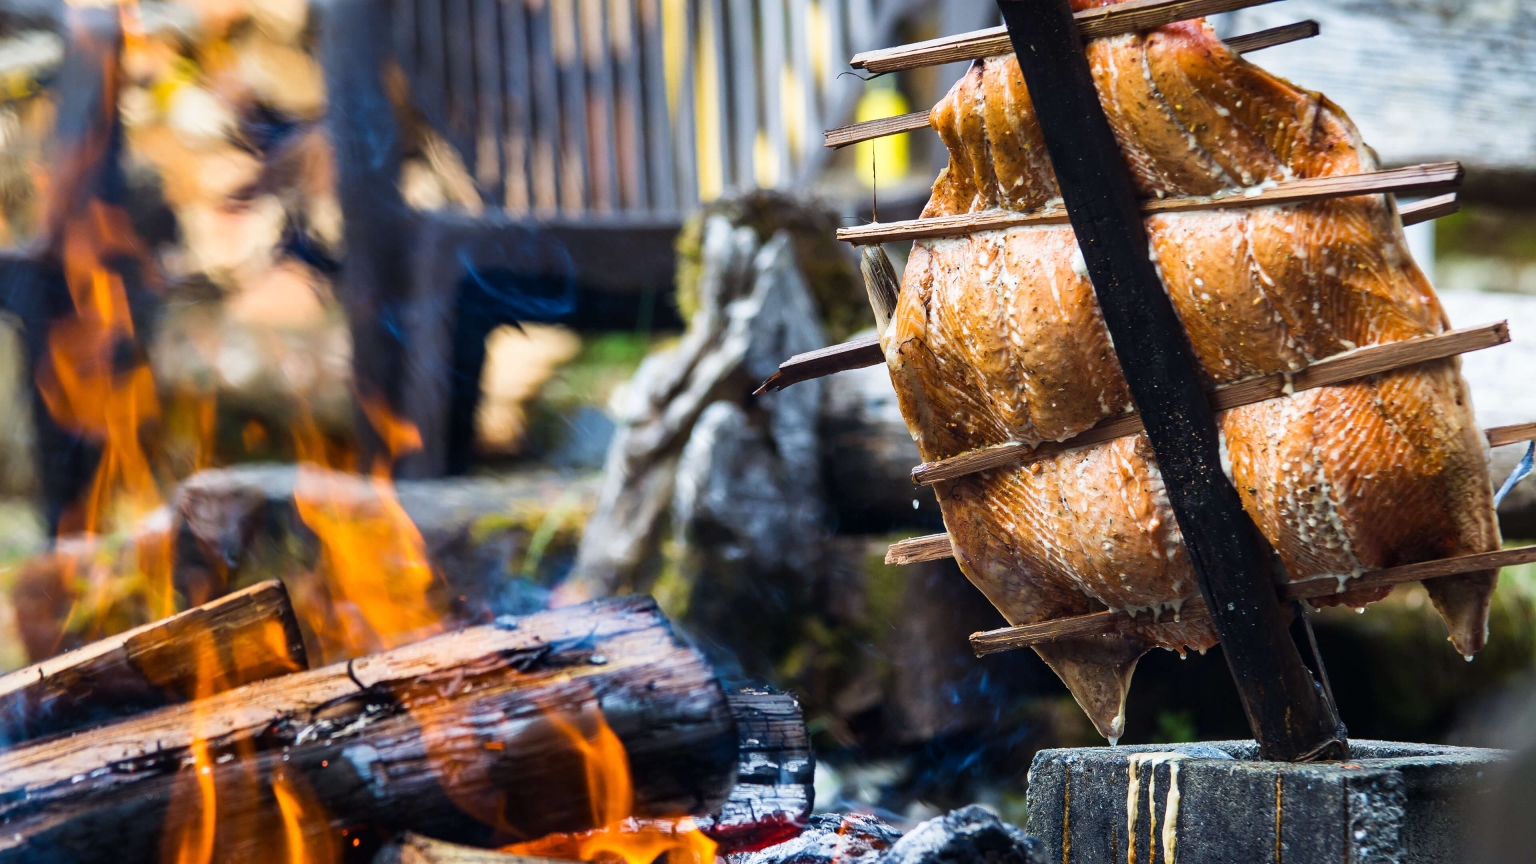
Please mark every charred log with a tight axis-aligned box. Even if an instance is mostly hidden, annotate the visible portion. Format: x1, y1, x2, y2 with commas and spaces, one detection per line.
0, 596, 737, 863
0, 579, 305, 745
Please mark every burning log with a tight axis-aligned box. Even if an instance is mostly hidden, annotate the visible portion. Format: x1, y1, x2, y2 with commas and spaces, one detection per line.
375, 834, 566, 864
0, 579, 305, 746
0, 596, 738, 863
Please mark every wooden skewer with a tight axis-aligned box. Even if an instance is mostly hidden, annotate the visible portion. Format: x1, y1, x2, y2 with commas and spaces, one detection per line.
1400, 192, 1460, 227
892, 415, 1536, 569
851, 0, 1286, 74
754, 191, 1465, 396
913, 322, 1510, 486
969, 543, 1536, 655
824, 20, 1319, 151
753, 333, 883, 394
838, 162, 1464, 246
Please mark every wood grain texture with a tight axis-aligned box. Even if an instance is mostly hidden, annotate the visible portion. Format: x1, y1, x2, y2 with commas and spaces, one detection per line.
377, 834, 567, 864
837, 162, 1463, 245
823, 20, 1318, 150
1399, 192, 1460, 227
851, 0, 1284, 73
996, 0, 1343, 761
912, 322, 1509, 485
1487, 421, 1536, 448
754, 333, 884, 394
0, 580, 307, 746
0, 596, 737, 863
885, 533, 953, 565
971, 544, 1536, 655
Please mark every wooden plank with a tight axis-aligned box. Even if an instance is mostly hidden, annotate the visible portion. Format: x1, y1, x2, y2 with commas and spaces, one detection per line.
473, 0, 505, 196
553, 0, 590, 213
1488, 421, 1536, 448
728, 0, 759, 189
1224, 18, 1318, 54
638, 0, 675, 213
610, 0, 647, 211
996, 0, 1343, 761
761, 0, 790, 187
753, 333, 884, 394
836, 162, 1464, 245
852, 0, 1285, 74
502, 0, 534, 213
970, 544, 1536, 656
912, 322, 1510, 485
578, 0, 617, 213
788, 0, 818, 168
447, 0, 478, 165
527, 0, 563, 214
822, 21, 1318, 150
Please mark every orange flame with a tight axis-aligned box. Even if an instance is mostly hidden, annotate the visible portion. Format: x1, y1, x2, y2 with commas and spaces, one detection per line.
503, 710, 718, 864
289, 399, 445, 662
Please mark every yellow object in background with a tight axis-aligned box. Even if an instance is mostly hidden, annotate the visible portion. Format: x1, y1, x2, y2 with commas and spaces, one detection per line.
854, 83, 910, 187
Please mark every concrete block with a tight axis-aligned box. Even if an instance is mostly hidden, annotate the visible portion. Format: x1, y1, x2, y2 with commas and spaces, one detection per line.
1024, 741, 1503, 864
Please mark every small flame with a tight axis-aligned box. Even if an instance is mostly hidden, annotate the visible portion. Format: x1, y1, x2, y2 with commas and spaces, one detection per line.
503, 709, 718, 864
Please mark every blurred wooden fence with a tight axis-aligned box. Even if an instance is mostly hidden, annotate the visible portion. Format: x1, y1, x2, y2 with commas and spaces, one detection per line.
392, 0, 937, 221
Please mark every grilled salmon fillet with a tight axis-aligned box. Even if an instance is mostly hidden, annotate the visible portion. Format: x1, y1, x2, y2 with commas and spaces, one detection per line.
887, 9, 1500, 739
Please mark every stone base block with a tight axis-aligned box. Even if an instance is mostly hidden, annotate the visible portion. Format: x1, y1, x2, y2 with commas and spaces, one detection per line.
1024, 741, 1503, 864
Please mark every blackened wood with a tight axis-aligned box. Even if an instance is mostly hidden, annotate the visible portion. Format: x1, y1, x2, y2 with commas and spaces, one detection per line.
0, 580, 306, 746
699, 689, 814, 852
754, 335, 884, 394
995, 0, 1345, 762
0, 596, 738, 863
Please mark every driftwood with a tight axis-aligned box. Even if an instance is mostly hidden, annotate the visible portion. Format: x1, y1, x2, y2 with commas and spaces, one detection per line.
971, 543, 1536, 656
0, 580, 305, 746
836, 162, 1462, 245
911, 322, 1509, 485
0, 596, 737, 863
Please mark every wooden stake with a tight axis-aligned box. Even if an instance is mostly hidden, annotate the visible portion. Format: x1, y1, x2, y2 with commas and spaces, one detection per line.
911, 322, 1510, 486
836, 162, 1463, 245
852, 0, 1286, 74
969, 544, 1536, 655
995, 0, 1344, 761
824, 20, 1319, 151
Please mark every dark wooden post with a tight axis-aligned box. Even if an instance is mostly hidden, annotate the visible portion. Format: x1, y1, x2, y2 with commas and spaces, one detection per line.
994, 0, 1346, 761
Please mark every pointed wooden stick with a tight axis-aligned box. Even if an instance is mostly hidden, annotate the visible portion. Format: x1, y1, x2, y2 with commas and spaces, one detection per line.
969, 543, 1536, 655
754, 190, 1466, 397
913, 322, 1509, 485
851, 0, 1286, 74
838, 163, 1464, 245
824, 21, 1319, 150
893, 414, 1536, 569
859, 245, 901, 337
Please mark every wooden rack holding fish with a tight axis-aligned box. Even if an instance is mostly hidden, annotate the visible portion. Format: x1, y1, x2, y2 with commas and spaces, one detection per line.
760, 0, 1536, 761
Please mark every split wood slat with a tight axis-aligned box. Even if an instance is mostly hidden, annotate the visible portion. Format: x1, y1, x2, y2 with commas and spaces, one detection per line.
837, 162, 1464, 245
892, 414, 1536, 569
1487, 421, 1536, 448
912, 321, 1510, 485
753, 194, 1461, 395
754, 333, 883, 394
1400, 192, 1460, 227
850, 0, 1285, 74
969, 543, 1536, 655
824, 20, 1319, 150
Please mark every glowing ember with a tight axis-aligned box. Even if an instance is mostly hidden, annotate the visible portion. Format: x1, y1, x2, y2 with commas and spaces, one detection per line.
503, 710, 718, 864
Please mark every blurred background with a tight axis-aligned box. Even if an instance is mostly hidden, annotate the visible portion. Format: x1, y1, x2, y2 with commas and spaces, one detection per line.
0, 0, 1533, 831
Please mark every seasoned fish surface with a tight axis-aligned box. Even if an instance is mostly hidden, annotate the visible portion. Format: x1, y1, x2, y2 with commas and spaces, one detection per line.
890, 10, 1499, 739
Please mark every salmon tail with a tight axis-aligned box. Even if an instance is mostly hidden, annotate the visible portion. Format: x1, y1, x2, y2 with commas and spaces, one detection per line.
1033, 635, 1150, 742
1422, 569, 1498, 657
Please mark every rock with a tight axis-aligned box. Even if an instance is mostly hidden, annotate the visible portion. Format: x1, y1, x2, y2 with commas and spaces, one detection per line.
725, 812, 902, 864
883, 806, 1045, 864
